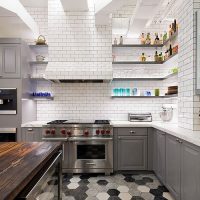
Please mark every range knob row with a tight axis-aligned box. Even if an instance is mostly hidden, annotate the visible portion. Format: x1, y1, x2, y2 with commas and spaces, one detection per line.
96, 129, 111, 135
45, 129, 71, 136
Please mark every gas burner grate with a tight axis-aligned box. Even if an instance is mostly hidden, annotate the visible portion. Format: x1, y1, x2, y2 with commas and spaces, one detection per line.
47, 120, 68, 124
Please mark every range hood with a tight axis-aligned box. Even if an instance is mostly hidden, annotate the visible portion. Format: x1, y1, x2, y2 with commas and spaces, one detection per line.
45, 62, 113, 83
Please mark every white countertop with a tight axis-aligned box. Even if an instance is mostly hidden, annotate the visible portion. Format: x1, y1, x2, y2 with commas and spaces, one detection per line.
21, 120, 200, 147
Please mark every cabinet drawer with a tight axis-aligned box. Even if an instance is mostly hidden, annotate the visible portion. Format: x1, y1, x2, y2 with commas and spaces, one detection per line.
117, 128, 147, 136
21, 127, 42, 142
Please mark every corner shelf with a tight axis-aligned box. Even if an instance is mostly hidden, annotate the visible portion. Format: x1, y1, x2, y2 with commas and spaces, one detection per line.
112, 44, 163, 48
111, 94, 178, 98
112, 52, 178, 65
112, 72, 178, 81
30, 61, 48, 65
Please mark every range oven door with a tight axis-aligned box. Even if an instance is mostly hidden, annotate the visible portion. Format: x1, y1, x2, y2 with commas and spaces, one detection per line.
68, 137, 113, 171
0, 128, 16, 142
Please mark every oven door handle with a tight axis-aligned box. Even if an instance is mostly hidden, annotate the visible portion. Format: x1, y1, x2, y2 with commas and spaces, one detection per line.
42, 138, 68, 142
68, 137, 113, 142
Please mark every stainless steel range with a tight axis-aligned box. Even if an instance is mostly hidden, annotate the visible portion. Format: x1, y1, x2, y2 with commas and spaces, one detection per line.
42, 120, 113, 175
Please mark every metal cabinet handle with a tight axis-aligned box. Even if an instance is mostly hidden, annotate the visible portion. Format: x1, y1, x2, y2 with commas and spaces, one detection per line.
85, 163, 96, 165
176, 138, 179, 142
130, 131, 136, 134
27, 128, 33, 131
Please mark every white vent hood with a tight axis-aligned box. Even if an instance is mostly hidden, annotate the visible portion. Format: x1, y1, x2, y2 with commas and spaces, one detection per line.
45, 62, 113, 83
46, 0, 113, 83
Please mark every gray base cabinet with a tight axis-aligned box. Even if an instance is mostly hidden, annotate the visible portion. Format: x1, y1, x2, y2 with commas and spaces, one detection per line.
181, 142, 200, 200
21, 127, 42, 142
115, 128, 148, 170
154, 130, 166, 184
118, 136, 147, 170
166, 135, 181, 200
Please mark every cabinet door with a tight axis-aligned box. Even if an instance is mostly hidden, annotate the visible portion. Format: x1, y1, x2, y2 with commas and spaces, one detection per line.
0, 45, 20, 78
166, 135, 181, 200
153, 131, 158, 174
21, 128, 42, 142
118, 136, 147, 170
181, 141, 200, 200
0, 47, 2, 77
156, 131, 166, 184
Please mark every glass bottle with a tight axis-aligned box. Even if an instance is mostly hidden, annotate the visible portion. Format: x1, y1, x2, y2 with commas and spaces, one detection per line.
140, 33, 146, 44
146, 33, 151, 45
154, 51, 158, 62
119, 36, 123, 45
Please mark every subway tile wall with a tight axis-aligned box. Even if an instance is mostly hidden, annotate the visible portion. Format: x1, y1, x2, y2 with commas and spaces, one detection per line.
26, 0, 178, 122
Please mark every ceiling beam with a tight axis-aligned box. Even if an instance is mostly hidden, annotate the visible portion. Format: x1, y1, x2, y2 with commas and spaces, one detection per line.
60, 0, 89, 11
0, 0, 39, 38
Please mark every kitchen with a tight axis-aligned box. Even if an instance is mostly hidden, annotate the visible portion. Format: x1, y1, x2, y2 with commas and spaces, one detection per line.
0, 0, 200, 199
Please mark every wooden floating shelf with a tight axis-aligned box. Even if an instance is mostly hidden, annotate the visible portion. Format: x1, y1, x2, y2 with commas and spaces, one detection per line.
111, 94, 178, 98
112, 73, 178, 81
112, 53, 178, 65
30, 61, 48, 65
112, 32, 178, 48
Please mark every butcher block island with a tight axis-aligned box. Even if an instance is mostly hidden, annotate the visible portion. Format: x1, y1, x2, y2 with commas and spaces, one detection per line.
0, 142, 62, 200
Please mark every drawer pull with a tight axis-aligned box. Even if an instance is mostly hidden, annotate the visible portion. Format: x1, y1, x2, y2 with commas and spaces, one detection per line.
176, 138, 179, 142
27, 128, 33, 131
130, 131, 136, 134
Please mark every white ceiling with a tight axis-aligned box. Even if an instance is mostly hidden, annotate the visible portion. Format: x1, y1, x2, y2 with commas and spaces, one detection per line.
19, 0, 48, 7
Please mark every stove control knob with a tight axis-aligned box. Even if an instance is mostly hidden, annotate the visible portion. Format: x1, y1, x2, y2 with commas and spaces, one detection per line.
67, 130, 71, 136
61, 129, 66, 135
96, 130, 100, 135
45, 129, 50, 134
51, 129, 56, 135
101, 130, 105, 135
106, 130, 111, 135
84, 130, 89, 136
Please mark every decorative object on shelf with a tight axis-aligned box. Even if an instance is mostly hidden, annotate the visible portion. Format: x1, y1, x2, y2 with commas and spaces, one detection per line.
119, 36, 123, 45
140, 33, 146, 44
154, 89, 160, 96
144, 90, 152, 96
140, 53, 146, 62
35, 35, 47, 45
163, 31, 168, 43
112, 54, 116, 62
154, 33, 160, 45
160, 106, 173, 122
154, 51, 159, 62
114, 38, 117, 45
36, 55, 45, 62
170, 67, 179, 74
32, 92, 52, 97
165, 86, 178, 95
132, 88, 140, 96
125, 88, 131, 96
158, 52, 164, 62
145, 33, 151, 45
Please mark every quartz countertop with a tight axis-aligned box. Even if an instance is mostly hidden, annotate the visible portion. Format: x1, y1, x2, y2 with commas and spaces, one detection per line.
0, 142, 61, 200
21, 120, 200, 147
112, 121, 200, 147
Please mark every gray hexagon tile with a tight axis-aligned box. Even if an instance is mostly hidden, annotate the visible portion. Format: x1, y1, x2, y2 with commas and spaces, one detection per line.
62, 173, 174, 200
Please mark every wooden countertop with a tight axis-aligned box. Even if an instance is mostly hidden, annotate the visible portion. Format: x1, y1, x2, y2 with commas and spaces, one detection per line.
0, 142, 61, 200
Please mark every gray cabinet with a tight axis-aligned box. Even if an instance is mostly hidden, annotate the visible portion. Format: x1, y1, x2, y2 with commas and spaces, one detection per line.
181, 141, 200, 200
0, 44, 21, 78
21, 127, 42, 142
166, 135, 181, 200
154, 130, 166, 184
117, 135, 147, 170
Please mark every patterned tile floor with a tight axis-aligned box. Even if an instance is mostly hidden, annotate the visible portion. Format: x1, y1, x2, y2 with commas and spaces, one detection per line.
62, 173, 175, 200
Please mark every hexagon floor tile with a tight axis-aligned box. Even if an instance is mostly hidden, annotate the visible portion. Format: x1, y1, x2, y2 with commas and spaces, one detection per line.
62, 173, 174, 200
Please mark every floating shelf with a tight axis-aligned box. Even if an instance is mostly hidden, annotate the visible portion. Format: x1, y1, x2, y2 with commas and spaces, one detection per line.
29, 45, 48, 48
112, 44, 163, 48
112, 73, 178, 81
112, 32, 178, 48
111, 94, 178, 98
112, 53, 178, 65
30, 61, 48, 65
31, 96, 54, 101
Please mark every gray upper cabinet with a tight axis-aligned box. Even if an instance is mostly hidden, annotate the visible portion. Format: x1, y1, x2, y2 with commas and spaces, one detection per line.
0, 44, 21, 78
155, 130, 166, 184
117, 135, 147, 170
181, 141, 200, 200
166, 134, 181, 200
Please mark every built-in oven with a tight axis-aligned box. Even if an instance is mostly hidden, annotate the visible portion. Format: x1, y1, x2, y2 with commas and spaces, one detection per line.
16, 150, 62, 200
0, 128, 16, 142
66, 137, 113, 175
0, 88, 17, 114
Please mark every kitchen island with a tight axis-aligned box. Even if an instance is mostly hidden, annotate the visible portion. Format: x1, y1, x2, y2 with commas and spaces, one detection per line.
0, 142, 62, 200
